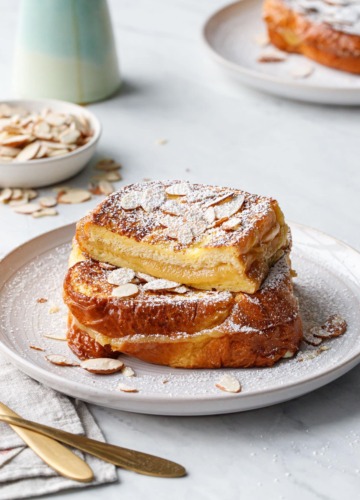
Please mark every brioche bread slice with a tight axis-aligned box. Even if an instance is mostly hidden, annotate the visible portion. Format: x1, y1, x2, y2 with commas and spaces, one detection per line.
75, 181, 290, 293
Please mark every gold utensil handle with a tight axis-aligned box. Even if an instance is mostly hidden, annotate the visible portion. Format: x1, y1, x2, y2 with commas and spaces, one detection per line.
0, 403, 93, 483
0, 414, 186, 478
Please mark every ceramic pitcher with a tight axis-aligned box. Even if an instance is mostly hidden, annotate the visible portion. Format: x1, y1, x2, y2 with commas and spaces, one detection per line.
13, 0, 121, 103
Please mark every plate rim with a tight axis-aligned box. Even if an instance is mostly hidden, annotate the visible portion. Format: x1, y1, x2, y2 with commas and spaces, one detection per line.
202, 0, 360, 95
1, 221, 360, 414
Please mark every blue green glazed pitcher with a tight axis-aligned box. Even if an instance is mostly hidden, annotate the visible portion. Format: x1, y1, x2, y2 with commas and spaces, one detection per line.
13, 0, 121, 103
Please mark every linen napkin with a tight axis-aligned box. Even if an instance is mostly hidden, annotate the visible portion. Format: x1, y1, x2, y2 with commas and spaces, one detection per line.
0, 353, 118, 500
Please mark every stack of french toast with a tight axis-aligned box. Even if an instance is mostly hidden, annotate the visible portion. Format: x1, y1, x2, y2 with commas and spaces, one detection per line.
63, 181, 303, 369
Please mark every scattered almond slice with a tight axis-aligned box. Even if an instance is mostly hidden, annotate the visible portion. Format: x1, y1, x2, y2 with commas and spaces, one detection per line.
143, 279, 180, 291
43, 334, 67, 341
0, 188, 12, 202
2, 134, 31, 147
117, 382, 138, 393
9, 196, 29, 207
222, 217, 242, 231
215, 375, 242, 393
30, 345, 45, 352
112, 283, 139, 298
99, 262, 117, 270
105, 170, 122, 182
303, 329, 323, 346
165, 183, 192, 196
58, 189, 91, 204
36, 297, 48, 303
95, 158, 122, 171
291, 63, 314, 79
122, 366, 135, 377
46, 354, 79, 367
314, 314, 347, 339
15, 141, 41, 161
45, 113, 67, 126
39, 196, 57, 208
99, 180, 114, 195
107, 268, 136, 286
32, 208, 58, 218
14, 203, 41, 214
11, 188, 23, 200
49, 305, 60, 314
155, 138, 168, 145
172, 285, 189, 294
204, 206, 216, 225
258, 49, 287, 63
81, 358, 124, 374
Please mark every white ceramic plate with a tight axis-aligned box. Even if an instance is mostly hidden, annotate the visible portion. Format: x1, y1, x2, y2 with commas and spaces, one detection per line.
203, 0, 360, 105
0, 99, 101, 188
0, 223, 359, 416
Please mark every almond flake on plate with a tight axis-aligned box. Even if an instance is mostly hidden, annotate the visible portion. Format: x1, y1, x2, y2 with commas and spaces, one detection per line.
143, 278, 180, 291
121, 366, 135, 377
105, 170, 122, 182
32, 208, 58, 218
165, 182, 192, 196
117, 382, 138, 393
107, 268, 135, 285
291, 63, 314, 79
81, 358, 124, 374
314, 314, 347, 339
58, 189, 91, 204
46, 354, 79, 367
0, 188, 12, 202
112, 283, 139, 298
43, 334, 67, 341
215, 375, 242, 394
258, 49, 287, 63
14, 203, 41, 214
303, 329, 323, 346
29, 345, 45, 351
155, 138, 168, 145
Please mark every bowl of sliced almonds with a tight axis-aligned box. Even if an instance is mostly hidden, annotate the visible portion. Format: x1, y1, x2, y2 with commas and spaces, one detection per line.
0, 99, 101, 188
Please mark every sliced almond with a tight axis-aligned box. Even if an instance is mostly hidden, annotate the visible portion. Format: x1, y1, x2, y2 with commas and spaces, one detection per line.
222, 217, 242, 231
60, 128, 81, 144
33, 121, 51, 139
0, 146, 21, 157
46, 354, 79, 367
99, 180, 114, 195
32, 208, 58, 218
15, 141, 41, 162
204, 206, 216, 225
303, 329, 323, 346
58, 189, 91, 204
165, 183, 192, 196
204, 193, 233, 208
45, 113, 67, 127
99, 262, 117, 270
36, 297, 48, 303
30, 345, 45, 352
314, 315, 347, 339
81, 358, 124, 374
216, 375, 242, 393
121, 366, 135, 377
161, 200, 187, 216
117, 382, 138, 393
136, 271, 154, 282
172, 285, 189, 294
112, 283, 139, 298
95, 158, 122, 171
23, 188, 38, 200
47, 148, 69, 157
143, 279, 180, 291
9, 196, 30, 207
1, 134, 31, 147
258, 49, 287, 63
0, 188, 12, 202
14, 203, 41, 214
10, 188, 23, 200
214, 195, 245, 220
107, 268, 136, 286
38, 196, 57, 208
43, 334, 67, 341
141, 186, 166, 212
291, 63, 314, 79
105, 171, 122, 182
120, 191, 142, 210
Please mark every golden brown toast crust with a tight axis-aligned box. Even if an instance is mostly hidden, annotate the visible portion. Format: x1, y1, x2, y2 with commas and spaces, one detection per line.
263, 0, 360, 74
64, 256, 303, 368
75, 181, 289, 293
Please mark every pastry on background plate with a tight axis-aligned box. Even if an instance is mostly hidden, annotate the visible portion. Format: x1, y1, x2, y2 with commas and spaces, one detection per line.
263, 0, 360, 74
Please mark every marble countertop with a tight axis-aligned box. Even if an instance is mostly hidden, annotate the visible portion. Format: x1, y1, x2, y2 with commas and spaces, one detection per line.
1, 0, 360, 498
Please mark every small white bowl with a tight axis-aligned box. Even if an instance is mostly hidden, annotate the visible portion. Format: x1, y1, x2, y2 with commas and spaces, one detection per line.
0, 98, 101, 188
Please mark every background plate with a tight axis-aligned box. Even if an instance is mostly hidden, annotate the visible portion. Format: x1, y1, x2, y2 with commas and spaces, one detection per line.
203, 0, 360, 105
0, 223, 360, 416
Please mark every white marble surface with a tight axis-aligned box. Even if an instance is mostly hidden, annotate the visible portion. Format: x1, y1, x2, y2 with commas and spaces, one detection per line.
0, 0, 360, 498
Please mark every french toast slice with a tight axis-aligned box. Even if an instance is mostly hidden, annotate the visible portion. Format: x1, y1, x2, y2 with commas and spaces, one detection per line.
75, 181, 290, 293
64, 255, 303, 368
